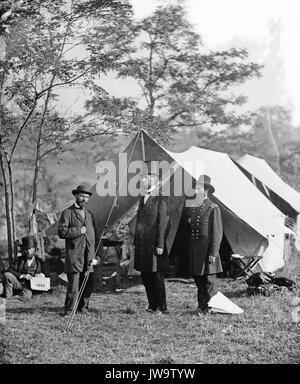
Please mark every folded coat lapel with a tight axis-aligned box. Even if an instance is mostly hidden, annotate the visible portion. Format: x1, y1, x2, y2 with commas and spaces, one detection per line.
144, 195, 152, 211
72, 205, 85, 223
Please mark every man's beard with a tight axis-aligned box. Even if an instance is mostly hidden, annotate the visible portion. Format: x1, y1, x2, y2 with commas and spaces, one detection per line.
77, 201, 86, 207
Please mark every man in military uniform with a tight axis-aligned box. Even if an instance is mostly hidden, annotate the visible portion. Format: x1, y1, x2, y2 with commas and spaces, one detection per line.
184, 175, 223, 314
3, 236, 45, 300
58, 184, 101, 316
134, 164, 170, 314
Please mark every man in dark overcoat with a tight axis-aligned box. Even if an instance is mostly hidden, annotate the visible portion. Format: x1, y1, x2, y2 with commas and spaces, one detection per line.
134, 166, 170, 314
3, 236, 45, 300
58, 184, 101, 316
184, 175, 223, 314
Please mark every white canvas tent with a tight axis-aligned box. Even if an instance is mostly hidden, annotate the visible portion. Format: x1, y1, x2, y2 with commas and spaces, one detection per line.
46, 131, 292, 273
167, 146, 292, 272
237, 154, 300, 248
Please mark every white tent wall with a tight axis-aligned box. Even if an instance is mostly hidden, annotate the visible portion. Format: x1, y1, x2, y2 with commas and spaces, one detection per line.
296, 215, 300, 250
221, 205, 287, 272
167, 146, 290, 272
220, 204, 267, 262
237, 155, 300, 213
262, 232, 288, 271
237, 154, 300, 250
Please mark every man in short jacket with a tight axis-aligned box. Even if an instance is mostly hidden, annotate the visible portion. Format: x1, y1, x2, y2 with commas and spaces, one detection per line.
58, 184, 101, 316
184, 175, 223, 314
3, 236, 45, 300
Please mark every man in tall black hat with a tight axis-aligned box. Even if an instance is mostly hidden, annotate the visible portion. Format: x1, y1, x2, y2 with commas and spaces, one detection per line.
3, 235, 45, 300
183, 175, 223, 314
134, 161, 170, 314
58, 184, 101, 316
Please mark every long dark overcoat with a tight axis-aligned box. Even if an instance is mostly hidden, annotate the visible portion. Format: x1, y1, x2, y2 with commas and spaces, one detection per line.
183, 198, 223, 276
134, 195, 170, 272
58, 204, 100, 273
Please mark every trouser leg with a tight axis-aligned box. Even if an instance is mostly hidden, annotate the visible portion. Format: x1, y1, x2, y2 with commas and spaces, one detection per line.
141, 272, 157, 311
4, 272, 22, 298
78, 272, 94, 311
206, 273, 218, 299
19, 279, 33, 300
194, 274, 218, 311
18, 285, 33, 301
65, 272, 80, 314
154, 272, 167, 312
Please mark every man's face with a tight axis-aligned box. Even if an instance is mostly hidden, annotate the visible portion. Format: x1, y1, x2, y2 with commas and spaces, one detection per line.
24, 247, 35, 259
193, 182, 208, 204
141, 174, 157, 193
76, 193, 90, 207
195, 182, 204, 198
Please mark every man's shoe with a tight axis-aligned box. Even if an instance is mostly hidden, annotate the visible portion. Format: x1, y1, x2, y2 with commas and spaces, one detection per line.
61, 309, 73, 317
146, 308, 156, 313
197, 307, 212, 316
62, 314, 71, 319
78, 308, 89, 314
158, 309, 169, 315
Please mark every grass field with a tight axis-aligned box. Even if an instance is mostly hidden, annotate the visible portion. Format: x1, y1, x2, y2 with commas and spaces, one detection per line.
0, 272, 299, 364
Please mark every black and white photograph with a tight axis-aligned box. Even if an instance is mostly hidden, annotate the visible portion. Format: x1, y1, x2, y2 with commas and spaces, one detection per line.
0, 0, 299, 368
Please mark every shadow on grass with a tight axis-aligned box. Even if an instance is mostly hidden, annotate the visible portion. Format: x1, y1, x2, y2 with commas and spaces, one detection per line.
221, 289, 247, 299
6, 307, 103, 318
6, 306, 62, 314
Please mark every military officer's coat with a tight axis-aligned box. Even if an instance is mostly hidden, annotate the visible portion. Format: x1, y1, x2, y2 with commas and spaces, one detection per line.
184, 198, 223, 276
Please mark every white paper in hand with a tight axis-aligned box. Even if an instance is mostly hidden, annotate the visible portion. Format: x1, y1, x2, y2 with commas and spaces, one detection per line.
30, 277, 51, 291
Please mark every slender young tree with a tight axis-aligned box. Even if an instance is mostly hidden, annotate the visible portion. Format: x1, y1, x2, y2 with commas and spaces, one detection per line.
87, 4, 262, 141
0, 0, 133, 260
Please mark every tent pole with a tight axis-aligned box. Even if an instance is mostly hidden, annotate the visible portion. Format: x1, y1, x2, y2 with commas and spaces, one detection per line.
141, 130, 146, 161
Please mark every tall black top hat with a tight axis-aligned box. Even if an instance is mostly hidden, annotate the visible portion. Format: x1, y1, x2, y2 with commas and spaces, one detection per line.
140, 160, 159, 177
21, 235, 37, 250
72, 184, 93, 196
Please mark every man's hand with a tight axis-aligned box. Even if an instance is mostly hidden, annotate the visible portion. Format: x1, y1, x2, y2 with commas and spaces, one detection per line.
91, 259, 98, 266
155, 247, 164, 256
80, 226, 87, 235
21, 274, 32, 280
35, 273, 45, 278
208, 256, 216, 264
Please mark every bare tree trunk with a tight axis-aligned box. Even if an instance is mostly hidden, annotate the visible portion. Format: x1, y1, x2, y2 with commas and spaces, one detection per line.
31, 85, 53, 204
294, 155, 300, 189
0, 151, 14, 263
266, 109, 281, 175
6, 158, 16, 242
32, 4, 74, 203
0, 47, 14, 262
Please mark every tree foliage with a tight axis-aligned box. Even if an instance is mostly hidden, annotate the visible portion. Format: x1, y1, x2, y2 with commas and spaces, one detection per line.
86, 4, 262, 141
193, 105, 300, 190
